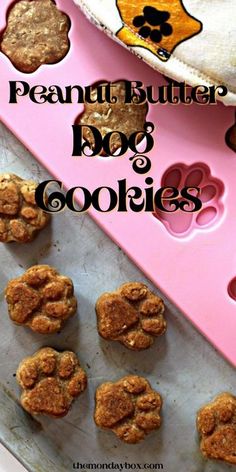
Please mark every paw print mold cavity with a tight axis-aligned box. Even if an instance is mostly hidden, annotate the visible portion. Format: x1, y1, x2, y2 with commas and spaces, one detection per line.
96, 282, 166, 350
153, 163, 224, 238
94, 375, 162, 443
197, 393, 236, 465
17, 348, 87, 417
116, 1, 202, 62
0, 0, 70, 73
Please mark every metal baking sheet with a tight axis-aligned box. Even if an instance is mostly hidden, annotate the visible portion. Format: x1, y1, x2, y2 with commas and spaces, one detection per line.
0, 121, 236, 472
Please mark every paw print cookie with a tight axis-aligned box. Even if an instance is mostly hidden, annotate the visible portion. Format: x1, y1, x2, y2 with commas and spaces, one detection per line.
76, 80, 148, 156
5, 265, 77, 334
17, 348, 87, 417
197, 393, 236, 465
96, 282, 166, 350
0, 173, 50, 243
94, 375, 162, 443
1, 0, 70, 73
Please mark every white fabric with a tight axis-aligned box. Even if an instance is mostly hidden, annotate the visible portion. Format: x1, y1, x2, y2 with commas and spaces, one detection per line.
74, 0, 236, 105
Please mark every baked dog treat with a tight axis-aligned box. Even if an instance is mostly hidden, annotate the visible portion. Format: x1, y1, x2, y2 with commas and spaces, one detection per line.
96, 282, 166, 350
1, 0, 70, 73
197, 392, 236, 465
5, 265, 77, 334
17, 348, 87, 417
0, 173, 50, 243
77, 80, 148, 155
94, 375, 162, 444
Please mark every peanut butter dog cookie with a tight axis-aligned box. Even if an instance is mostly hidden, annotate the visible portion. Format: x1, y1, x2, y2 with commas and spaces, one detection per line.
1, 0, 70, 73
96, 282, 166, 350
77, 80, 148, 155
197, 393, 236, 465
0, 173, 49, 243
5, 265, 77, 333
17, 348, 87, 417
94, 375, 162, 443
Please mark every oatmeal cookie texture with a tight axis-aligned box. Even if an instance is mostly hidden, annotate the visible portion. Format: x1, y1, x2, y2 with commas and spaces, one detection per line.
76, 80, 148, 155
0, 173, 49, 243
1, 0, 70, 73
197, 393, 236, 465
94, 375, 162, 443
96, 282, 166, 350
5, 265, 77, 334
17, 348, 87, 417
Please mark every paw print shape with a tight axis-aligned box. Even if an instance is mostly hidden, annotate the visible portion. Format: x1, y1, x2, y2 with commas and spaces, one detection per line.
116, 1, 202, 62
0, 0, 70, 73
197, 393, 236, 465
94, 375, 162, 443
16, 348, 87, 418
5, 265, 77, 334
133, 6, 172, 43
153, 163, 224, 238
96, 282, 166, 351
0, 174, 50, 243
76, 80, 148, 156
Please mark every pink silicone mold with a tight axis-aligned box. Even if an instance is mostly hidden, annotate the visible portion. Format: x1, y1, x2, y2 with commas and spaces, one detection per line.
0, 0, 236, 366
153, 162, 224, 237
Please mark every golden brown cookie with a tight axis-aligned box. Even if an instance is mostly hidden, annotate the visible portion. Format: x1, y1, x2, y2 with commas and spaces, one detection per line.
0, 173, 50, 243
197, 393, 236, 465
94, 375, 162, 443
1, 0, 70, 73
76, 80, 148, 156
96, 282, 166, 350
5, 265, 77, 334
17, 348, 87, 417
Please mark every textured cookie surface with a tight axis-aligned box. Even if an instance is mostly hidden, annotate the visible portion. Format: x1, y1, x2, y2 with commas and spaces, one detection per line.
94, 375, 162, 443
5, 265, 77, 333
197, 393, 236, 464
1, 0, 70, 73
96, 282, 166, 350
17, 348, 87, 417
0, 173, 49, 243
76, 80, 148, 155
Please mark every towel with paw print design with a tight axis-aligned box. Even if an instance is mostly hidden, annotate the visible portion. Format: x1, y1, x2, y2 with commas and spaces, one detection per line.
74, 0, 236, 106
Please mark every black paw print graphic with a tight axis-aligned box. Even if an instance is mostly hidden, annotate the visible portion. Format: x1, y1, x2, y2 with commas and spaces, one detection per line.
133, 6, 173, 43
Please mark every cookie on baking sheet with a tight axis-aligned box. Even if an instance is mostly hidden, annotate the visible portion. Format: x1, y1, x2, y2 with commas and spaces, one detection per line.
76, 80, 148, 156
0, 173, 50, 243
17, 348, 87, 417
94, 375, 162, 443
96, 282, 166, 350
1, 0, 70, 73
197, 392, 236, 465
5, 265, 77, 334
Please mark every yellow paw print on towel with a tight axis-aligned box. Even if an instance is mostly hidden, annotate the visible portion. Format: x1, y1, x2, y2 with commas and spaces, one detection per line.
116, 0, 202, 61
